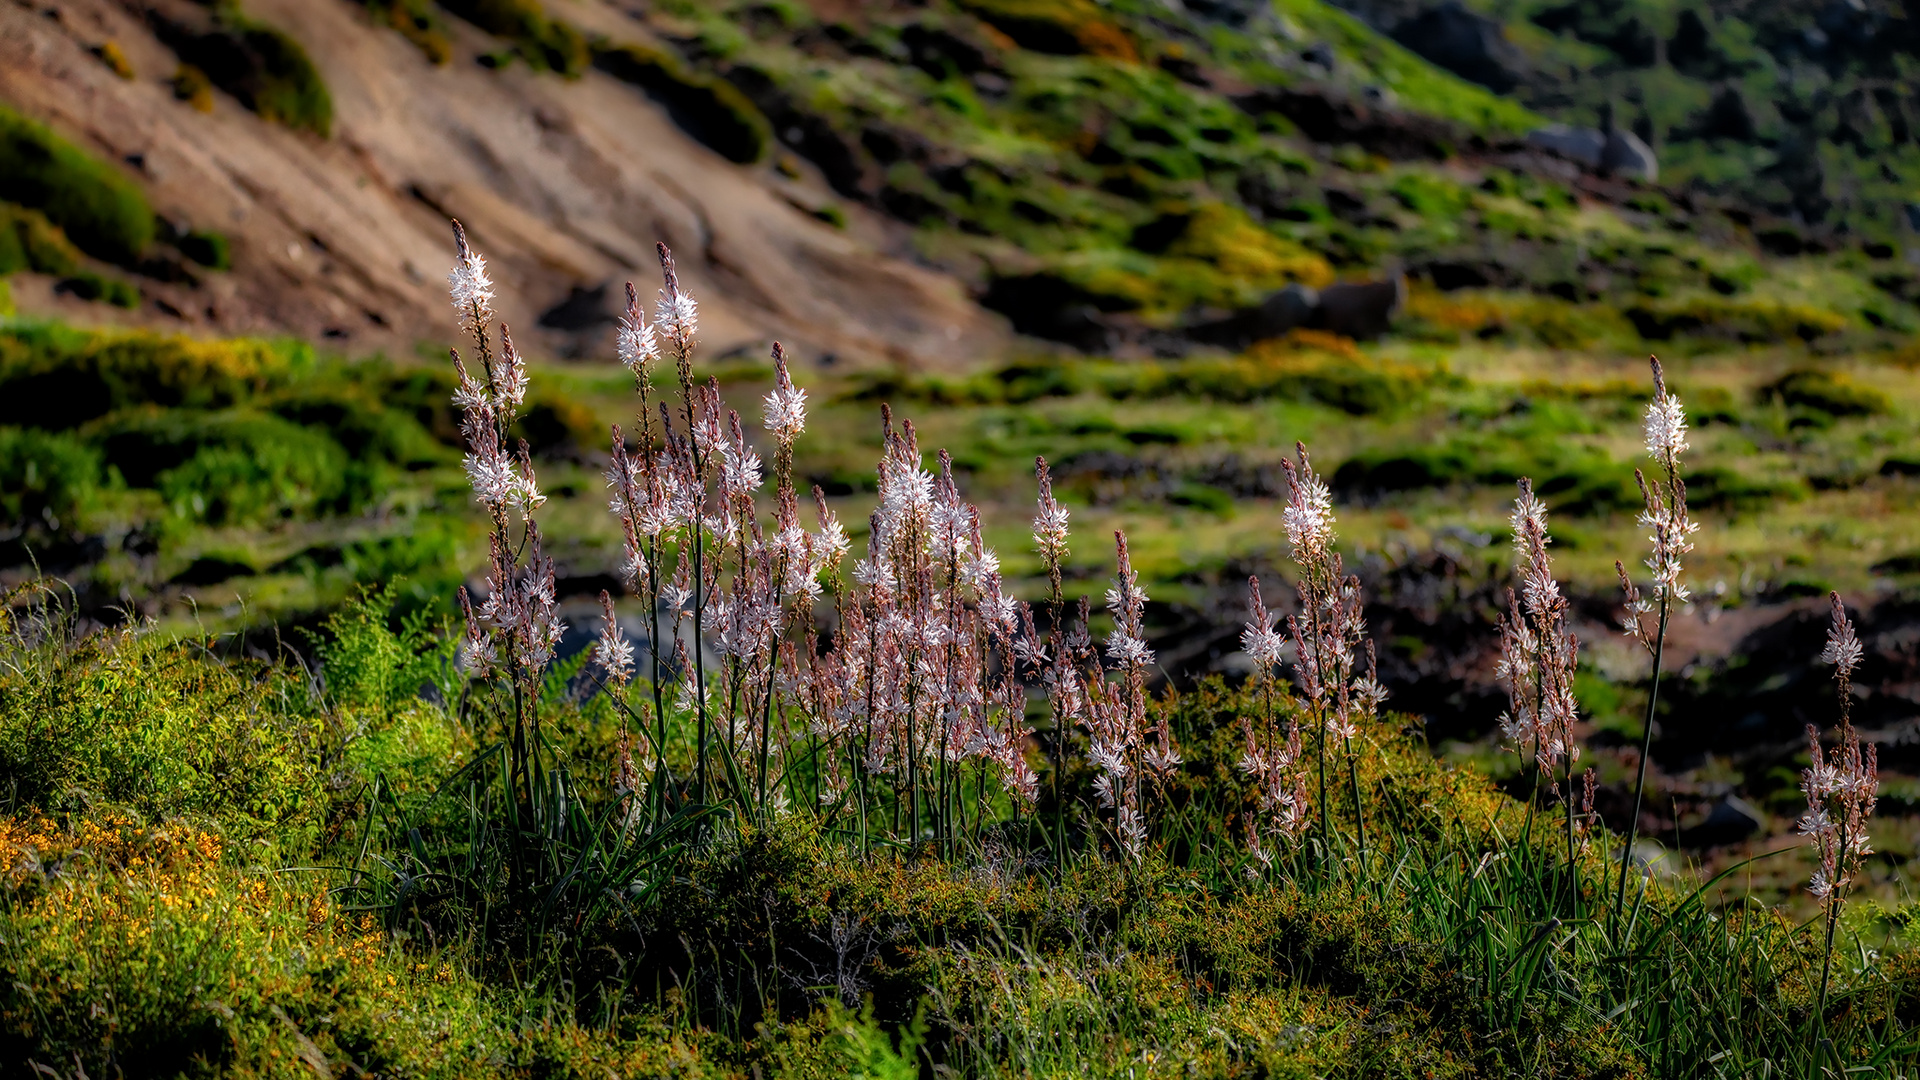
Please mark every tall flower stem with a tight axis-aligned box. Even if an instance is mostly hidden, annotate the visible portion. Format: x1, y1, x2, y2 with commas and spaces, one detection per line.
1612, 597, 1667, 934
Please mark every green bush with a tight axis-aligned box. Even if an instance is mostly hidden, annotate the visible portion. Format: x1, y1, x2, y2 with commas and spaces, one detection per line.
0, 321, 311, 431
0, 107, 155, 265
165, 13, 335, 136
0, 600, 329, 843
176, 228, 232, 270
90, 408, 361, 526
0, 203, 84, 277
593, 43, 771, 163
1761, 368, 1891, 420
441, 0, 589, 75
57, 271, 140, 309
0, 427, 105, 529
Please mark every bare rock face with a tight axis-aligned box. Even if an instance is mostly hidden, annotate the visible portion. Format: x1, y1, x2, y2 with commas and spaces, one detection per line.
0, 0, 1010, 369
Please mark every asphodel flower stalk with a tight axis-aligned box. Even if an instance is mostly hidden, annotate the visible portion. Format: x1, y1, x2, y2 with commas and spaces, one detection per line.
446, 221, 562, 815
1611, 355, 1698, 936
1803, 592, 1877, 1016
1500, 479, 1583, 916
1276, 443, 1383, 865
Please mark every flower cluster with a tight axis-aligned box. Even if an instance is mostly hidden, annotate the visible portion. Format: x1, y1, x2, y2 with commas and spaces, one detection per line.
447, 220, 562, 686
1240, 575, 1311, 866
1497, 479, 1581, 775
1274, 443, 1384, 850
1619, 356, 1699, 644
1800, 592, 1878, 903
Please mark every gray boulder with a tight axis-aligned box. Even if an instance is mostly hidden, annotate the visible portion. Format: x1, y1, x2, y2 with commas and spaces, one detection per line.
1525, 124, 1606, 169
1317, 277, 1405, 339
1601, 128, 1658, 182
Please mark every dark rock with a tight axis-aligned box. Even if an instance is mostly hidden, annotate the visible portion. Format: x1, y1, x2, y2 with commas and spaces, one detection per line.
1316, 277, 1405, 339
1698, 86, 1757, 142
1391, 2, 1525, 93
1188, 284, 1320, 348
1301, 42, 1336, 69
1422, 260, 1493, 290
538, 283, 615, 331
1601, 128, 1657, 181
1680, 796, 1766, 848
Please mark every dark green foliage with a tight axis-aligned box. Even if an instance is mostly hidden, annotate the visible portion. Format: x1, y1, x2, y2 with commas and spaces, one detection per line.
0, 107, 155, 266
94, 408, 361, 526
0, 322, 485, 627
353, 0, 454, 64
441, 0, 589, 75
0, 207, 141, 308
594, 43, 772, 163
854, 347, 1434, 415
162, 10, 335, 136
0, 428, 105, 529
0, 589, 330, 846
175, 229, 232, 271
0, 321, 311, 430
1762, 368, 1892, 420
1334, 401, 1641, 514
0, 203, 83, 277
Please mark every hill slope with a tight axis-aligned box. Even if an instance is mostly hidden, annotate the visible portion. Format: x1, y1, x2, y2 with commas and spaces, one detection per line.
0, 0, 1007, 368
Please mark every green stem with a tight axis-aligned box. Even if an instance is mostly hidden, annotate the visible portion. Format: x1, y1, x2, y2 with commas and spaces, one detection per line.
1612, 596, 1670, 941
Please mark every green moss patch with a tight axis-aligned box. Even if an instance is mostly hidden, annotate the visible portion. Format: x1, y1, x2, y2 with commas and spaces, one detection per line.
440, 0, 589, 75
0, 107, 154, 266
159, 9, 335, 136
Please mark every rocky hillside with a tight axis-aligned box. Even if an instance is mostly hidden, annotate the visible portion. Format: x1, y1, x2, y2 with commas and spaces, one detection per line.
4, 0, 1915, 365
0, 0, 1008, 368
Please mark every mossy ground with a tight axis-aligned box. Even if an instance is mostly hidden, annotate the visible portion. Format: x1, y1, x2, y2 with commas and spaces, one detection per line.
1, 590, 1913, 1077
7, 313, 1920, 900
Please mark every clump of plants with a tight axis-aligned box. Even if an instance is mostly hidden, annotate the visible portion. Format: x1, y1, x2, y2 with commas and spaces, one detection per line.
307, 228, 1915, 1074
0, 105, 155, 266
155, 4, 335, 136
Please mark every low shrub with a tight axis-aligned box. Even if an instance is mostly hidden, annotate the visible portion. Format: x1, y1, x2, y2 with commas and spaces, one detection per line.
354, 0, 455, 65
594, 43, 772, 163
171, 63, 216, 111
91, 408, 362, 526
0, 601, 330, 846
0, 321, 310, 430
175, 228, 232, 270
851, 337, 1432, 414
55, 271, 140, 308
162, 12, 335, 136
0, 106, 155, 265
92, 40, 136, 80
1334, 404, 1639, 514
0, 427, 106, 531
1760, 368, 1891, 420
0, 203, 84, 277
440, 0, 590, 75
954, 0, 1137, 60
